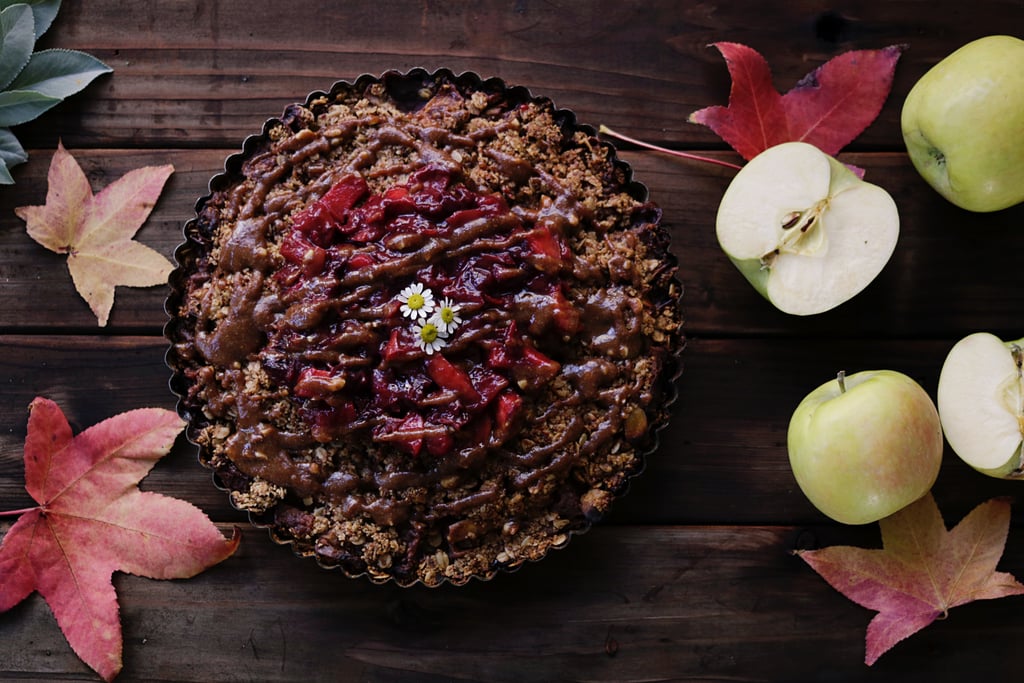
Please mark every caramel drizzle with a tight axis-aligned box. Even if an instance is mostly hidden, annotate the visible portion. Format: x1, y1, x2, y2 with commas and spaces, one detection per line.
197, 87, 651, 539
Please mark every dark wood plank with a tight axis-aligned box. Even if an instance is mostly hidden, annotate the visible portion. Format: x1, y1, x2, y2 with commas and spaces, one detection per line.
0, 149, 218, 333
1, 149, 1022, 335
1, 523, 1022, 682
2, 335, 1020, 529
628, 151, 1024, 339
0, 335, 246, 521
7, 0, 1019, 150
1, 3, 1022, 680
615, 337, 1024, 528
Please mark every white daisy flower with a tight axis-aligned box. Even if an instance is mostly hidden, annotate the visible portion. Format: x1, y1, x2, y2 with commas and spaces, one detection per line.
397, 282, 436, 320
430, 297, 463, 335
414, 321, 448, 355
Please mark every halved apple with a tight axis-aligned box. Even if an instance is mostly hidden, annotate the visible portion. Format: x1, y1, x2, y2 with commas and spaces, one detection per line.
937, 332, 1024, 479
716, 142, 900, 315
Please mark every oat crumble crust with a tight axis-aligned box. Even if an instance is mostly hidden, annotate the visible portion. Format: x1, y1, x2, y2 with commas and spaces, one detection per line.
168, 72, 682, 586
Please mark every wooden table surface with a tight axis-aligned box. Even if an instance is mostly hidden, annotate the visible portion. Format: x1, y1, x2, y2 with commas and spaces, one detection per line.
1, 1, 1023, 681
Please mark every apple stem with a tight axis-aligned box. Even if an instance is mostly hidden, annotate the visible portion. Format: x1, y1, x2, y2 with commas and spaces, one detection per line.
837, 370, 847, 394
597, 125, 743, 171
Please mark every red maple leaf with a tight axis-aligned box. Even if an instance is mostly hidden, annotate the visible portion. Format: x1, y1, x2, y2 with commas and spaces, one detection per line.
795, 493, 1024, 665
689, 42, 904, 160
0, 398, 239, 681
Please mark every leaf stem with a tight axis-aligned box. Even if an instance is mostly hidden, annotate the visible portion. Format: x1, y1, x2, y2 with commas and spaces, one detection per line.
598, 125, 743, 171
0, 506, 38, 518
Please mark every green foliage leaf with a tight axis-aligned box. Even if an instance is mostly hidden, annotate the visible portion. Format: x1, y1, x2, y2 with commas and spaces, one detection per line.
0, 88, 60, 126
0, 125, 26, 165
0, 2, 109, 186
0, 125, 21, 183
9, 48, 110, 98
0, 3, 35, 90
0, 0, 59, 39
0, 2, 103, 187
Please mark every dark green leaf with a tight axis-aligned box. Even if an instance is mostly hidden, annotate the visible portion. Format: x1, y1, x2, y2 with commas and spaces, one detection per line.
10, 48, 111, 98
0, 124, 19, 183
0, 4, 35, 90
0, 0, 59, 39
0, 88, 60, 126
0, 126, 26, 168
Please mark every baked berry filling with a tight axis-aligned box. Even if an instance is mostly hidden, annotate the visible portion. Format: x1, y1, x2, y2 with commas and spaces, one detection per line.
262, 165, 581, 459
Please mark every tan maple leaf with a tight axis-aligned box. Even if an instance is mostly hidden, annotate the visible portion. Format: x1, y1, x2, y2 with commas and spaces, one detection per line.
15, 142, 174, 326
795, 492, 1024, 665
0, 397, 239, 682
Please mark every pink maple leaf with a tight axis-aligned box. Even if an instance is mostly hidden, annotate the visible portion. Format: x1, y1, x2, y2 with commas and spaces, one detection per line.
796, 493, 1024, 665
0, 398, 239, 681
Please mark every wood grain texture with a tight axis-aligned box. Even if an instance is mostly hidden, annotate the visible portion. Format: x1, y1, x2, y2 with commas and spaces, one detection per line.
1, 524, 1022, 682
7, 0, 1021, 150
1, 149, 1021, 335
1, 336, 1019, 529
1, 1, 1023, 680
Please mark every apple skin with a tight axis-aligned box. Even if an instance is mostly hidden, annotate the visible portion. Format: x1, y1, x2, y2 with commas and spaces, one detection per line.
901, 35, 1024, 212
936, 332, 1024, 479
787, 370, 944, 525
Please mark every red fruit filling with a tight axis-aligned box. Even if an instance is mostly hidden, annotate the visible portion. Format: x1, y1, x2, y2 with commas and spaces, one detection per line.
262, 165, 583, 458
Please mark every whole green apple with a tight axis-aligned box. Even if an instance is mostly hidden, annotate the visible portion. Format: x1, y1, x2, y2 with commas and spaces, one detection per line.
901, 35, 1024, 212
787, 370, 943, 525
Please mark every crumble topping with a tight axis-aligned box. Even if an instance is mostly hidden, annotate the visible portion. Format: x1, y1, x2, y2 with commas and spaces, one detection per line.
168, 71, 682, 586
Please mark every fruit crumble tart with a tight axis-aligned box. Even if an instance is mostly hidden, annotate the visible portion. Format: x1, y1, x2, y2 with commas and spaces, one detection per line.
166, 69, 683, 586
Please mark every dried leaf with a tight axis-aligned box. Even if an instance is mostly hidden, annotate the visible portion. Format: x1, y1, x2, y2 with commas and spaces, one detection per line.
0, 397, 240, 682
795, 493, 1024, 665
15, 143, 174, 326
689, 42, 904, 160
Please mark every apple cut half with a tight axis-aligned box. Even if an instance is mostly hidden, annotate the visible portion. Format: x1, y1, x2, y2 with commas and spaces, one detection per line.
937, 332, 1024, 479
716, 141, 900, 315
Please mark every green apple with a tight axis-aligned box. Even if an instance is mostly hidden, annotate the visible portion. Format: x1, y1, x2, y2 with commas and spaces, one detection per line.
901, 35, 1024, 212
716, 142, 899, 316
787, 370, 943, 525
937, 332, 1024, 478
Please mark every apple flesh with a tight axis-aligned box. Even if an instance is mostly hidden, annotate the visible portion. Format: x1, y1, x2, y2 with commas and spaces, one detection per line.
901, 35, 1024, 212
716, 142, 899, 316
937, 332, 1024, 478
787, 370, 943, 525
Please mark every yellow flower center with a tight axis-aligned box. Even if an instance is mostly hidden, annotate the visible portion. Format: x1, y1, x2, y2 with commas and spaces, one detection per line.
420, 323, 439, 343
440, 307, 455, 324
407, 293, 425, 310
